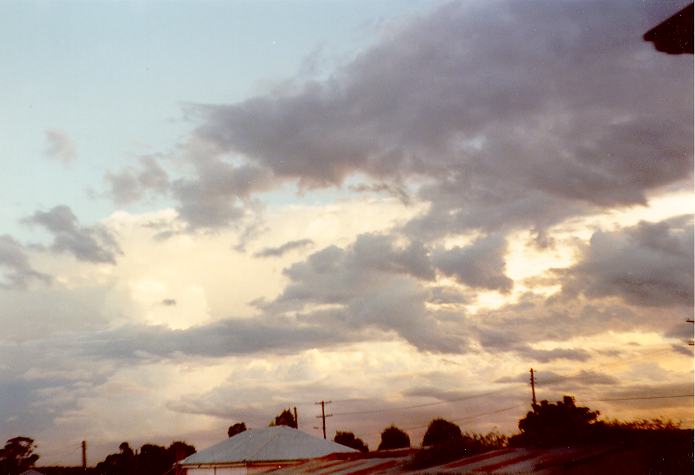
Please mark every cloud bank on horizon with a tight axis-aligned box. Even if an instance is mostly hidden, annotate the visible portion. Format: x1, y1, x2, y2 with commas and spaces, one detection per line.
0, 0, 692, 464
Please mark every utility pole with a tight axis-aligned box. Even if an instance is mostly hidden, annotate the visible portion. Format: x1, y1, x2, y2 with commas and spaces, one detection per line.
293, 406, 299, 429
529, 368, 537, 408
314, 400, 332, 439
81, 440, 87, 470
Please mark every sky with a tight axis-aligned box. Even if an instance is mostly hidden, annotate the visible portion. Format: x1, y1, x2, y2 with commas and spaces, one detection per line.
0, 0, 693, 466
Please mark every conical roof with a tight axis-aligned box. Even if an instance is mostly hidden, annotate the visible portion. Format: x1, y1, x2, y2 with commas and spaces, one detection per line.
181, 426, 357, 465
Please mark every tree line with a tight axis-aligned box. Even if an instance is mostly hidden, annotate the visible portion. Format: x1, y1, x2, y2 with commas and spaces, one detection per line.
3, 396, 692, 474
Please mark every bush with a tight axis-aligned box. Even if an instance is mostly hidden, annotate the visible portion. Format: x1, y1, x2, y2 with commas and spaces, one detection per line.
334, 431, 369, 452
422, 418, 463, 447
378, 425, 410, 450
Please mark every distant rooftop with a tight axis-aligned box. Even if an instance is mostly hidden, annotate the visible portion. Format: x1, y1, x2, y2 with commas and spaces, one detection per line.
180, 426, 357, 465
644, 3, 693, 54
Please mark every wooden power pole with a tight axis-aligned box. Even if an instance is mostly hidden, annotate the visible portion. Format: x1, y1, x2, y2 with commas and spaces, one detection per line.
314, 400, 332, 439
81, 440, 87, 470
530, 368, 537, 407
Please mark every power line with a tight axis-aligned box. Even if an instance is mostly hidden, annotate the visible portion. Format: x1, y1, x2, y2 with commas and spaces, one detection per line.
331, 385, 518, 417
585, 394, 694, 403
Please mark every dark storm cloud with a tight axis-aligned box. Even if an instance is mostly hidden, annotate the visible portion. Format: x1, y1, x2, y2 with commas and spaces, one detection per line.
433, 234, 513, 292
254, 239, 314, 258
0, 235, 50, 288
23, 205, 121, 263
562, 216, 693, 307
190, 0, 691, 237
105, 155, 169, 205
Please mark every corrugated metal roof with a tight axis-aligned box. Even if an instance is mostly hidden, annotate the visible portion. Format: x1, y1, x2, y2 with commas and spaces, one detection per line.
268, 445, 624, 474
180, 426, 358, 465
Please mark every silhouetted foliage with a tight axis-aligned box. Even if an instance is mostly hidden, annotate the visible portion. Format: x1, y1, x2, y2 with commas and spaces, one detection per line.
270, 408, 297, 428
512, 395, 599, 447
228, 422, 247, 438
509, 396, 693, 473
422, 418, 463, 447
333, 431, 369, 452
95, 440, 196, 475
0, 436, 40, 475
377, 425, 410, 450
407, 430, 508, 470
38, 468, 99, 475
167, 441, 196, 463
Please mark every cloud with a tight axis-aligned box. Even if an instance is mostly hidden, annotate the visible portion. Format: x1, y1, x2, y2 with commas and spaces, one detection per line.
105, 155, 169, 205
0, 235, 50, 288
254, 239, 314, 258
562, 216, 693, 307
349, 182, 412, 205
188, 0, 691, 238
266, 233, 464, 353
433, 234, 513, 292
23, 205, 121, 263
44, 129, 76, 163
476, 326, 590, 362
496, 370, 619, 388
171, 158, 273, 230
76, 314, 364, 361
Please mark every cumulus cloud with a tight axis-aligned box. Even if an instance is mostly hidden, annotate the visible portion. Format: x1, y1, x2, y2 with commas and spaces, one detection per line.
44, 129, 76, 163
562, 216, 693, 307
23, 205, 121, 263
172, 158, 273, 230
433, 234, 513, 292
254, 239, 314, 258
267, 233, 463, 353
76, 314, 364, 361
471, 290, 692, 361
189, 0, 691, 238
105, 155, 169, 205
0, 235, 50, 288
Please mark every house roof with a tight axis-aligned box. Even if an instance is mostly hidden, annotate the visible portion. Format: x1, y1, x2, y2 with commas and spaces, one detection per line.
180, 426, 358, 465
643, 3, 693, 54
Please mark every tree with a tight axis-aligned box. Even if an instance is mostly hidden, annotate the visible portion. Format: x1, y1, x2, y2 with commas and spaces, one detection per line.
377, 425, 410, 450
0, 436, 40, 475
137, 444, 169, 475
514, 395, 600, 446
334, 431, 369, 452
422, 418, 463, 447
228, 422, 247, 438
270, 409, 297, 428
96, 440, 196, 475
167, 441, 196, 463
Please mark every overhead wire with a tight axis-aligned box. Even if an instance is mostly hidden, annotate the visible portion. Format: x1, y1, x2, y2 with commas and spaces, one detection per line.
330, 384, 521, 417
